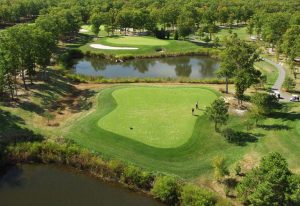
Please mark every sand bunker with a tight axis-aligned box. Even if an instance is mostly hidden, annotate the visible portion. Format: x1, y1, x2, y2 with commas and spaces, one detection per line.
79, 29, 88, 33
90, 44, 139, 50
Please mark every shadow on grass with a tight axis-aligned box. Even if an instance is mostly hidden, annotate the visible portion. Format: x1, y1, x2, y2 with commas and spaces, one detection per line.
257, 124, 291, 130
64, 34, 94, 49
271, 111, 300, 121
222, 128, 259, 146
0, 110, 43, 145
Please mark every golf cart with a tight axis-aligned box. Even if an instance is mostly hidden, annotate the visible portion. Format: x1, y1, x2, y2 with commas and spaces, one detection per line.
290, 95, 300, 102
270, 91, 281, 99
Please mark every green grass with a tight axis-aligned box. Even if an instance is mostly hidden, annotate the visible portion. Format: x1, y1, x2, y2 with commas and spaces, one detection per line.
98, 87, 217, 148
104, 36, 170, 46
78, 36, 204, 57
215, 27, 249, 42
255, 60, 279, 88
66, 85, 300, 179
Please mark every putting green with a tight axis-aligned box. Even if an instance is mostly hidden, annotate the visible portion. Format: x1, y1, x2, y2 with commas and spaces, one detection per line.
104, 36, 170, 46
98, 87, 217, 148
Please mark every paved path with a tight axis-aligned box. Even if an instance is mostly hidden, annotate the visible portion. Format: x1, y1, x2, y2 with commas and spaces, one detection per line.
263, 58, 291, 102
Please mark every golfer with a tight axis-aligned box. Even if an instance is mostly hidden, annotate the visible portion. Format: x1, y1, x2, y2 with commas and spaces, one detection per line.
192, 108, 195, 116
196, 101, 199, 110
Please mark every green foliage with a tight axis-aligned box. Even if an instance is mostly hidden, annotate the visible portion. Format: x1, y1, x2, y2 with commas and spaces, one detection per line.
151, 176, 181, 205
205, 98, 229, 131
180, 184, 216, 206
237, 152, 300, 205
283, 77, 296, 92
121, 165, 154, 190
234, 163, 242, 176
251, 92, 280, 116
212, 156, 229, 182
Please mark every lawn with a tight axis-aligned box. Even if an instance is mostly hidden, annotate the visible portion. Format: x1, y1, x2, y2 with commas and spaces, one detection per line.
215, 26, 249, 42
78, 36, 204, 57
98, 87, 217, 148
255, 60, 279, 88
104, 36, 170, 46
66, 85, 300, 179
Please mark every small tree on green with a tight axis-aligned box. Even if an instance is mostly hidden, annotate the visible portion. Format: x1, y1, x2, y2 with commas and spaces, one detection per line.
234, 163, 242, 176
44, 110, 55, 125
212, 156, 229, 182
174, 30, 179, 40
205, 98, 229, 132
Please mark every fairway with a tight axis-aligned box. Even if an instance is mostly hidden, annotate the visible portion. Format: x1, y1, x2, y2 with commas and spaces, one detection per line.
99, 87, 217, 148
105, 36, 170, 46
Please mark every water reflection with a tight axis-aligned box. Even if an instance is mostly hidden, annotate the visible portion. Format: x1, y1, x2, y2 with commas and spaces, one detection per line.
73, 56, 220, 79
0, 165, 163, 206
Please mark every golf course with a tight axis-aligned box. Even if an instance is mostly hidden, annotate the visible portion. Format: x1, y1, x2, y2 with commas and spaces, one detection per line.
1, 0, 300, 205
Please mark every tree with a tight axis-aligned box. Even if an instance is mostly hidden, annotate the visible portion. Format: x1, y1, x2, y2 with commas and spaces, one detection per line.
262, 13, 290, 49
90, 13, 106, 36
283, 77, 296, 92
177, 11, 195, 39
220, 34, 261, 104
212, 156, 229, 182
237, 152, 300, 205
250, 93, 280, 125
205, 98, 229, 132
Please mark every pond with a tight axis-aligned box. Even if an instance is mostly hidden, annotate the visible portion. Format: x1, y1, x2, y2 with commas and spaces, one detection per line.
0, 164, 163, 206
73, 56, 220, 79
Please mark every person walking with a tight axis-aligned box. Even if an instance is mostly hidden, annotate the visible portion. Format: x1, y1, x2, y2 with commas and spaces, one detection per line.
196, 101, 199, 110
192, 108, 195, 116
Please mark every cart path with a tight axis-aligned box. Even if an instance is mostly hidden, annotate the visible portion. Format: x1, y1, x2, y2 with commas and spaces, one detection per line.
263, 58, 290, 102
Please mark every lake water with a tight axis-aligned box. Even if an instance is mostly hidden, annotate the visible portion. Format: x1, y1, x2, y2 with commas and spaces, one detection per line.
73, 56, 220, 79
0, 164, 163, 206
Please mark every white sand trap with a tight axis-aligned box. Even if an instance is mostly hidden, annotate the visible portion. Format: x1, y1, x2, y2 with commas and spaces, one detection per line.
90, 44, 138, 50
79, 29, 88, 33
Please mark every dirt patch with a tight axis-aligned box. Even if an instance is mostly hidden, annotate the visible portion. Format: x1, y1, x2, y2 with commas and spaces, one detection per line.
239, 152, 260, 172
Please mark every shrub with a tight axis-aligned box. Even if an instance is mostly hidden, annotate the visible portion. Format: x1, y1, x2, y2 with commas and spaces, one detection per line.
122, 165, 154, 190
212, 156, 229, 182
151, 176, 181, 205
180, 184, 216, 206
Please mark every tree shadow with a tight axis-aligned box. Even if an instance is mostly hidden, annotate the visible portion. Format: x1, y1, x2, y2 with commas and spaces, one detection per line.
271, 111, 300, 121
0, 110, 43, 145
222, 128, 259, 146
257, 124, 291, 131
63, 33, 94, 49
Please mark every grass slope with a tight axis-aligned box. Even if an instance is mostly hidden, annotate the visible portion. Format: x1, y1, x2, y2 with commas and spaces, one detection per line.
99, 87, 217, 148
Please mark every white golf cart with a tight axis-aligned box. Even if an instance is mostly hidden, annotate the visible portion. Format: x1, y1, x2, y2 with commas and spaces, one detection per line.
270, 91, 281, 99
290, 94, 300, 102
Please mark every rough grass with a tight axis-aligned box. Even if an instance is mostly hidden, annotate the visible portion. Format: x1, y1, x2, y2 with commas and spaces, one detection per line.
98, 87, 217, 148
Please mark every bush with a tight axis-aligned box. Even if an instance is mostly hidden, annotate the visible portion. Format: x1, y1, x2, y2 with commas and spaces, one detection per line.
151, 176, 181, 205
122, 165, 154, 190
180, 184, 216, 206
59, 49, 84, 68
